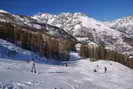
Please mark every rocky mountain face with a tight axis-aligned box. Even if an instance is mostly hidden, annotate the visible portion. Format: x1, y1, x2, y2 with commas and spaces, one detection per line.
32, 13, 133, 55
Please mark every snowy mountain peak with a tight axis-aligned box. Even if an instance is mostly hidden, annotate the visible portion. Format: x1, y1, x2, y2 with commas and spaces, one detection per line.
0, 9, 10, 14
112, 16, 133, 23
32, 12, 121, 41
32, 12, 133, 55
104, 16, 133, 27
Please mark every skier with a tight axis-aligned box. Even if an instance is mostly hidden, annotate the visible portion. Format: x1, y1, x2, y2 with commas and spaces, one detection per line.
31, 58, 37, 73
94, 69, 97, 72
104, 66, 107, 73
64, 63, 68, 67
94, 65, 99, 72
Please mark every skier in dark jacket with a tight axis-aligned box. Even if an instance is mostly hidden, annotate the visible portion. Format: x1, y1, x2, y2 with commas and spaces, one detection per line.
31, 58, 37, 73
64, 63, 68, 67
104, 66, 107, 73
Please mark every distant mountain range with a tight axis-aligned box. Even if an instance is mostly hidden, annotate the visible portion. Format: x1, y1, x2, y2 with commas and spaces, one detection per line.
1, 9, 133, 55
32, 12, 133, 55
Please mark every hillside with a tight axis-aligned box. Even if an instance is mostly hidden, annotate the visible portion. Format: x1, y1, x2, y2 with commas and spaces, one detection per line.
0, 10, 76, 41
0, 10, 77, 61
32, 13, 133, 55
104, 16, 133, 55
1, 9, 133, 56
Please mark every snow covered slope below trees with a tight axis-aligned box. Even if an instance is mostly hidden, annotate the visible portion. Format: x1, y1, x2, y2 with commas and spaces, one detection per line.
0, 38, 133, 89
0, 39, 36, 61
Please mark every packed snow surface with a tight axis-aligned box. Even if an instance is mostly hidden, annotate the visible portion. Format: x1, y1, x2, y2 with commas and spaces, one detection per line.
0, 39, 133, 89
0, 58, 133, 89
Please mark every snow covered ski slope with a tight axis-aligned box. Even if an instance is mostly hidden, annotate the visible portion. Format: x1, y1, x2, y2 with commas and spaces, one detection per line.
0, 39, 133, 89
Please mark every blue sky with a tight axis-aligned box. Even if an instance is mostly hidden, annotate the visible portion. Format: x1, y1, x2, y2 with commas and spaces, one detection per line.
0, 0, 133, 21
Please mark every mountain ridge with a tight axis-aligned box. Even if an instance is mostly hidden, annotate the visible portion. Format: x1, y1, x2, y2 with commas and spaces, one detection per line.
32, 12, 133, 55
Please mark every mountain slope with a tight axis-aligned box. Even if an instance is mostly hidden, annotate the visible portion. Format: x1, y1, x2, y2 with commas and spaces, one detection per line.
104, 16, 133, 55
1, 9, 133, 56
32, 13, 133, 55
0, 10, 76, 41
1, 9, 133, 55
32, 13, 121, 43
